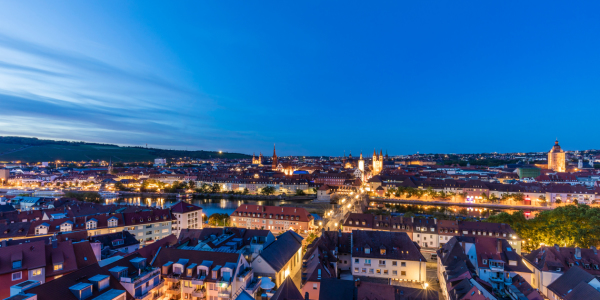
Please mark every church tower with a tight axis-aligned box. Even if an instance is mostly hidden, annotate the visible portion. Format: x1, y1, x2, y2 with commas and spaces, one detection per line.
373, 149, 383, 175
272, 144, 278, 170
358, 151, 364, 173
108, 158, 113, 174
548, 139, 566, 172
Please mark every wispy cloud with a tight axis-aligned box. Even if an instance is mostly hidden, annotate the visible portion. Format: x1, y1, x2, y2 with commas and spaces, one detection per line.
0, 32, 251, 151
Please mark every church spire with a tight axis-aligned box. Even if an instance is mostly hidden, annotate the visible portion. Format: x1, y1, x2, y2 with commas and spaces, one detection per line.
359, 151, 363, 160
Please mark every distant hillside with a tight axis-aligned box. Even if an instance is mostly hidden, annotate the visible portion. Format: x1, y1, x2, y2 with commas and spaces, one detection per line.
0, 136, 250, 162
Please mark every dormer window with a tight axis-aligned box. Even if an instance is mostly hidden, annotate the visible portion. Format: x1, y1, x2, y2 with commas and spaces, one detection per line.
365, 247, 371, 254
380, 247, 386, 255
12, 260, 22, 269
482, 259, 487, 265
86, 220, 97, 229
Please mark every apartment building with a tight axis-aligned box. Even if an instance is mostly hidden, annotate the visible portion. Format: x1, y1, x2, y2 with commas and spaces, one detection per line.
153, 248, 255, 300
252, 231, 304, 287
177, 228, 275, 261
1, 239, 98, 299
25, 254, 156, 300
343, 214, 522, 254
301, 230, 350, 300
169, 201, 203, 237
523, 244, 600, 297
437, 236, 535, 300
122, 209, 173, 247
230, 205, 314, 234
351, 230, 427, 285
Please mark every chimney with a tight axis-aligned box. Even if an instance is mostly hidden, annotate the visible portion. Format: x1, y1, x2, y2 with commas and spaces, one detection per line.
575, 247, 582, 259
355, 278, 361, 287
338, 229, 342, 237
501, 223, 506, 229
497, 239, 502, 253
52, 237, 58, 248
434, 218, 437, 225
411, 217, 414, 223
305, 292, 309, 300
592, 246, 598, 255
554, 244, 560, 252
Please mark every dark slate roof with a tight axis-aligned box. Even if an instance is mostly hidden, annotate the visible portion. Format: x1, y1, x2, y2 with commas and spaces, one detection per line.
547, 266, 595, 298
318, 278, 357, 300
351, 230, 426, 262
0, 204, 16, 212
26, 262, 134, 300
564, 281, 600, 300
271, 276, 303, 300
259, 230, 303, 272
73, 241, 99, 268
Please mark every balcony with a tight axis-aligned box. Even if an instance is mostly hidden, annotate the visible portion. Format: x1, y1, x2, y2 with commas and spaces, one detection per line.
218, 290, 231, 298
237, 267, 253, 282
166, 284, 180, 295
489, 276, 506, 283
191, 289, 205, 298
245, 278, 262, 295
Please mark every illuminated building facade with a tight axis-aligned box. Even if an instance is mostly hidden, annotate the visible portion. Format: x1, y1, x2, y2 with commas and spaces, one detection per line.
548, 140, 566, 172
372, 149, 383, 175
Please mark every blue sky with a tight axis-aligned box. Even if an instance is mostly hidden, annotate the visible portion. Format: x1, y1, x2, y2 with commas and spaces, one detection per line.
0, 1, 599, 156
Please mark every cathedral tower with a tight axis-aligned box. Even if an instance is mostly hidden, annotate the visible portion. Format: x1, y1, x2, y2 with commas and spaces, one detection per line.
373, 148, 383, 175
272, 144, 278, 170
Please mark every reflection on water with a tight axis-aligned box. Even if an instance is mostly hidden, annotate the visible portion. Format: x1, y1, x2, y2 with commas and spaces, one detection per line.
380, 203, 540, 219
104, 197, 541, 220
105, 196, 312, 218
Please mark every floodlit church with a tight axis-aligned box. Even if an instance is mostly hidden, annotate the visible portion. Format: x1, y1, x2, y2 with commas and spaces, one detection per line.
548, 139, 566, 172
372, 149, 384, 175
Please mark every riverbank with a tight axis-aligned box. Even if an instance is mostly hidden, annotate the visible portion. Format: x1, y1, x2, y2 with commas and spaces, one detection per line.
369, 197, 554, 211
118, 191, 315, 201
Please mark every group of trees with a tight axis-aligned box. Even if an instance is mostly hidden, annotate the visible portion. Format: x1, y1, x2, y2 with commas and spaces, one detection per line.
207, 213, 230, 226
64, 191, 102, 203
384, 186, 462, 200
260, 186, 276, 196
195, 183, 221, 194
486, 204, 600, 252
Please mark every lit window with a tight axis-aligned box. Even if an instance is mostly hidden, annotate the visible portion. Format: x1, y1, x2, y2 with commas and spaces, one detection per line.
32, 269, 42, 276
54, 264, 63, 271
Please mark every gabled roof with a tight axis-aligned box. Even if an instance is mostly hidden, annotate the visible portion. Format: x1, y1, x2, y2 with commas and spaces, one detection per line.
170, 201, 202, 214
258, 230, 303, 272
0, 241, 46, 275
547, 266, 596, 298
271, 276, 303, 300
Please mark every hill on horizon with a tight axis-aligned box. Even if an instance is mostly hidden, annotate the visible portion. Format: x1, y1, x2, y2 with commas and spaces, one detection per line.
0, 136, 250, 163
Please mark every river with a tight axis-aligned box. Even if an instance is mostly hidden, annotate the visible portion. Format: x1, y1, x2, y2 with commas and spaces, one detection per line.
106, 196, 313, 217
104, 196, 540, 220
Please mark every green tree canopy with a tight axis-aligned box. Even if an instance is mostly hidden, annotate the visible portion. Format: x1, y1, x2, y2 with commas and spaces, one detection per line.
486, 204, 600, 251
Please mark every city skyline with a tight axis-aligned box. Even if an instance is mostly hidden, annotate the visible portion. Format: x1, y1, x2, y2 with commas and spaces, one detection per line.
1, 2, 600, 155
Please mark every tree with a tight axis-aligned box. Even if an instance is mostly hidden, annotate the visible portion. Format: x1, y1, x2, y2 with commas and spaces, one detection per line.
261, 186, 276, 196
208, 213, 230, 226
188, 180, 196, 190
114, 182, 128, 191
243, 188, 250, 195
489, 194, 499, 203
295, 189, 306, 196
513, 193, 525, 203
312, 187, 318, 194
64, 191, 102, 203
486, 204, 600, 251
480, 193, 488, 202
211, 183, 221, 193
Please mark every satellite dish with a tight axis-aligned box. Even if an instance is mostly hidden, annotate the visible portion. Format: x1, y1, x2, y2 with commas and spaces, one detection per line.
260, 277, 276, 290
